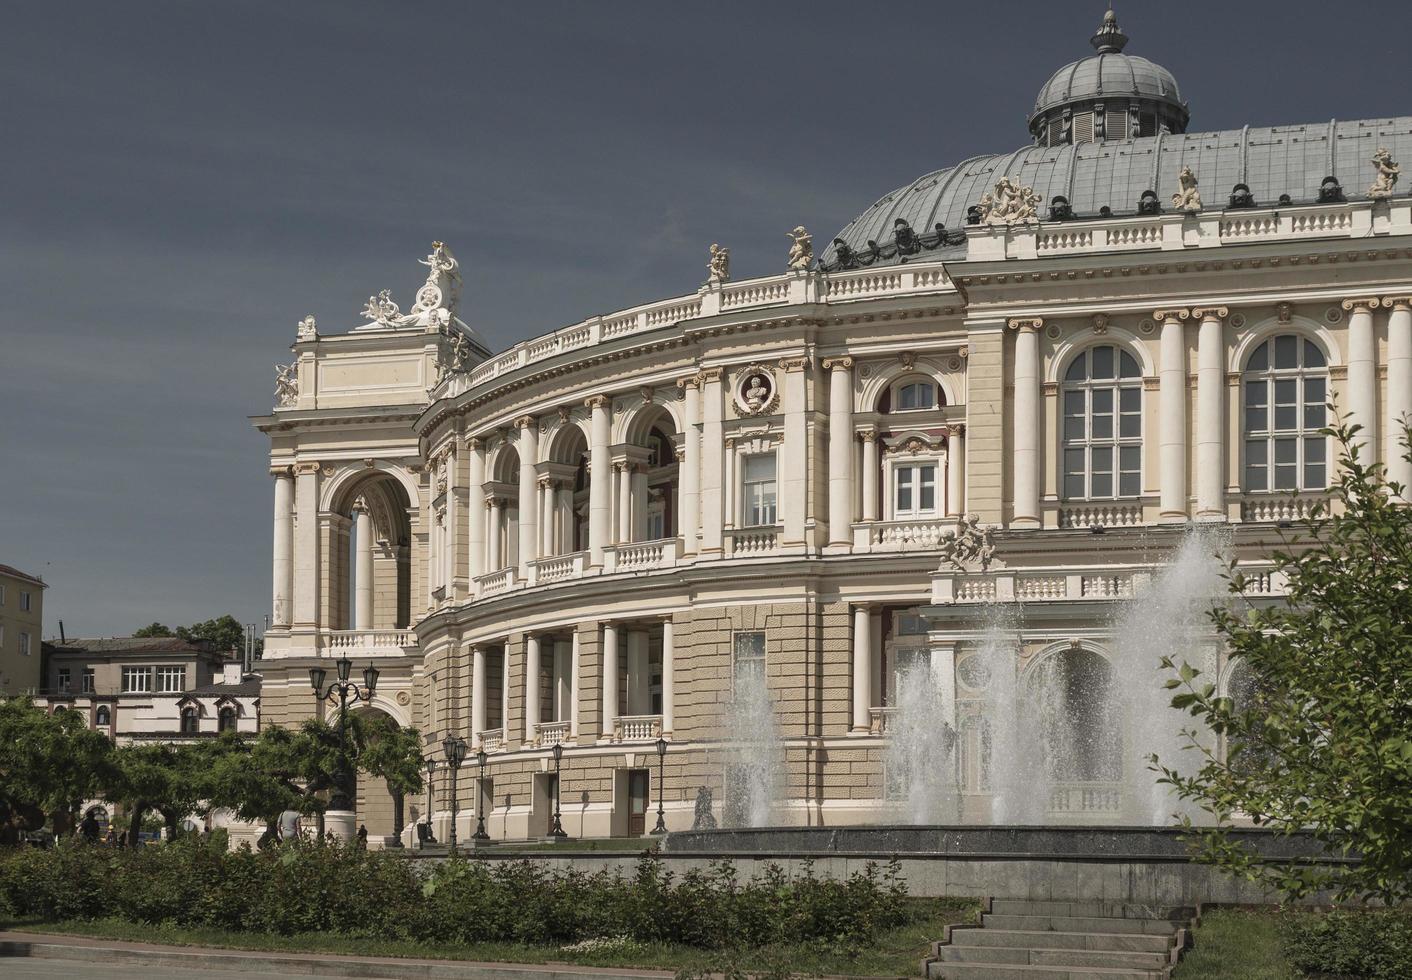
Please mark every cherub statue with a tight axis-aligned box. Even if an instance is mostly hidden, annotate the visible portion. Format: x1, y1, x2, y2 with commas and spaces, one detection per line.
939, 513, 996, 573
296, 315, 317, 342
707, 243, 730, 284
274, 362, 298, 407
1171, 166, 1203, 212
360, 289, 403, 325
786, 226, 813, 271
1370, 147, 1401, 198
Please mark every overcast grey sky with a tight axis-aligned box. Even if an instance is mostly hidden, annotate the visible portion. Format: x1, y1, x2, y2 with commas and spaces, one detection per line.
4, 1, 1408, 638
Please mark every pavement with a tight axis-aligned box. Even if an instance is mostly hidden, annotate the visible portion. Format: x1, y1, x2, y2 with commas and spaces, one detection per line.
0, 931, 676, 980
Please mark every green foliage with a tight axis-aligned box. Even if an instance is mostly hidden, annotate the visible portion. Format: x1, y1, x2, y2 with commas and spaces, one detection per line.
1156, 421, 1412, 903
0, 839, 914, 951
132, 623, 174, 638
1281, 909, 1412, 980
133, 615, 254, 656
0, 698, 115, 841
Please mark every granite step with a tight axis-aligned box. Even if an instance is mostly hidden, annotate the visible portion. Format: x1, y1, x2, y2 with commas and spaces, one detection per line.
946, 928, 1176, 954
988, 899, 1196, 921
927, 963, 1166, 980
981, 913, 1186, 936
932, 943, 1171, 970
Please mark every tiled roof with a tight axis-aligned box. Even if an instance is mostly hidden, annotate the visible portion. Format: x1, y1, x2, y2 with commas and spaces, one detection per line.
44, 636, 218, 655
0, 563, 46, 587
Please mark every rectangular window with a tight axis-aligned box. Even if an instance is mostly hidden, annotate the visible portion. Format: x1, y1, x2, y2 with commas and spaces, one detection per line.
733, 631, 766, 687
18, 632, 30, 657
1245, 439, 1269, 492
742, 454, 777, 527
0, 584, 5, 605
893, 462, 939, 517
1118, 445, 1141, 497
156, 667, 186, 693
1063, 391, 1085, 440
20, 592, 31, 612
121, 667, 152, 693
82, 669, 95, 694
57, 668, 71, 692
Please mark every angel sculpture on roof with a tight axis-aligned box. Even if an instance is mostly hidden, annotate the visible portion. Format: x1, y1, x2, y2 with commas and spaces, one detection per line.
707, 243, 730, 284
274, 362, 298, 408
786, 226, 813, 271
1171, 166, 1203, 212
1370, 147, 1401, 198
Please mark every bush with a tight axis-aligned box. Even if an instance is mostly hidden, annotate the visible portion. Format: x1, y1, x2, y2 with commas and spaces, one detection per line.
0, 837, 916, 951
1282, 908, 1412, 980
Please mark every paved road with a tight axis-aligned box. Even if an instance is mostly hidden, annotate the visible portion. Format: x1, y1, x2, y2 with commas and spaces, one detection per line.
3, 961, 321, 980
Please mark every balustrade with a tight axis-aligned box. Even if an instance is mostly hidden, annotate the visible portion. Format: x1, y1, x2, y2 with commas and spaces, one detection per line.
725, 526, 779, 557
477, 728, 505, 753
860, 518, 953, 551
474, 567, 515, 596
528, 551, 587, 586
614, 714, 662, 742
603, 537, 681, 573
535, 720, 570, 747
869, 706, 896, 736
1241, 494, 1325, 523
1047, 781, 1123, 816
322, 629, 416, 655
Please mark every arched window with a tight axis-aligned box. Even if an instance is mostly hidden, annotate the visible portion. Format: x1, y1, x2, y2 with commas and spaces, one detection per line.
1061, 346, 1142, 499
95, 705, 111, 727
1243, 335, 1328, 492
180, 707, 199, 735
218, 706, 237, 733
889, 378, 939, 413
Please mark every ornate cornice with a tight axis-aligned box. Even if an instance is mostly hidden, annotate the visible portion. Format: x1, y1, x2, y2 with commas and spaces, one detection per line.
514, 414, 537, 429
465, 436, 484, 451
1152, 308, 1190, 322
821, 356, 854, 371
1192, 306, 1228, 321
1342, 297, 1382, 312
1007, 317, 1043, 332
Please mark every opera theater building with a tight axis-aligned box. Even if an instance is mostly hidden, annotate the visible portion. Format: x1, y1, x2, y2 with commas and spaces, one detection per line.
255, 12, 1412, 844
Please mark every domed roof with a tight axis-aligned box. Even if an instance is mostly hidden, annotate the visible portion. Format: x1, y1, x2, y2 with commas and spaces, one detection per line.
1029, 11, 1185, 128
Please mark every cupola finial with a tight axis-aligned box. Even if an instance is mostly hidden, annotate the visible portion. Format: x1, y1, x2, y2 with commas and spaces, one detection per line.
1090, 7, 1128, 54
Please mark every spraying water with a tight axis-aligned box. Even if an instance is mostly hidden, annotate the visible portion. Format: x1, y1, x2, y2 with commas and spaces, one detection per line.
884, 655, 961, 824
722, 662, 783, 827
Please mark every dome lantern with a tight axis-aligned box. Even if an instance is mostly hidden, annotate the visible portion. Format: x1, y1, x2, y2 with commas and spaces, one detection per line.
1028, 10, 1188, 147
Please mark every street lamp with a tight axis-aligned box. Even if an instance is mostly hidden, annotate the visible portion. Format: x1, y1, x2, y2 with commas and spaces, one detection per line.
473, 749, 491, 841
442, 734, 468, 851
421, 756, 438, 849
309, 656, 379, 814
650, 736, 669, 835
549, 742, 569, 839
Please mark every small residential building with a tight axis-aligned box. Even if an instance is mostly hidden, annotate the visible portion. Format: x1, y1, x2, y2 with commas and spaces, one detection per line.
0, 563, 46, 695
38, 636, 260, 740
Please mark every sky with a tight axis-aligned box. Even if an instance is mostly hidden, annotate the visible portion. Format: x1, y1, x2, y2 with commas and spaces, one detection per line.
4, 0, 1410, 638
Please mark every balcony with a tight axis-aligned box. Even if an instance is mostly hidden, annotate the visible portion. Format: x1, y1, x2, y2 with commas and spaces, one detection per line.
477, 728, 505, 753
322, 630, 416, 656
1240, 493, 1328, 523
1047, 781, 1123, 818
869, 706, 896, 735
474, 567, 515, 596
613, 714, 663, 742
528, 551, 587, 586
725, 526, 779, 557
535, 720, 570, 747
604, 537, 681, 573
854, 518, 953, 552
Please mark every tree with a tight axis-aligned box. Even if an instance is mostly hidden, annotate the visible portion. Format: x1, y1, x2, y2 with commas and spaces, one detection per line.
106, 741, 215, 846
350, 712, 424, 842
177, 615, 246, 655
132, 623, 174, 638
1157, 421, 1412, 903
0, 698, 115, 844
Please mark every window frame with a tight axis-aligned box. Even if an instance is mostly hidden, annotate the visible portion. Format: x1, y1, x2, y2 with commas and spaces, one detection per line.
82, 669, 95, 694
1060, 344, 1144, 501
56, 668, 71, 692
731, 630, 766, 690
121, 666, 152, 694
1241, 333, 1330, 494
740, 452, 778, 528
20, 591, 31, 612
95, 705, 111, 727
889, 458, 941, 519
155, 666, 187, 694
18, 632, 30, 657
180, 707, 200, 735
889, 377, 940, 414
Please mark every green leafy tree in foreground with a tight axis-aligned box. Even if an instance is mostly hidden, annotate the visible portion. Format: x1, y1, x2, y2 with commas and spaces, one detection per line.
0, 698, 115, 843
1157, 421, 1412, 903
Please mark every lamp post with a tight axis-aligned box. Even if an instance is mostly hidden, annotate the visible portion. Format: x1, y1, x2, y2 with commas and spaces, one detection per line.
650, 736, 669, 835
473, 749, 491, 841
442, 734, 467, 852
421, 756, 438, 849
309, 656, 379, 818
549, 742, 569, 839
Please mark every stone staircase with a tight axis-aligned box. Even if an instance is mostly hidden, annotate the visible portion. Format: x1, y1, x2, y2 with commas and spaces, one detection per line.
924, 898, 1196, 979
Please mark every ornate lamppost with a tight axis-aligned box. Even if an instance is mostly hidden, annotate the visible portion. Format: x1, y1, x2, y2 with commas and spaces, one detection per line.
650, 736, 669, 835
442, 734, 467, 852
421, 755, 438, 849
549, 742, 569, 839
473, 748, 491, 841
309, 656, 379, 825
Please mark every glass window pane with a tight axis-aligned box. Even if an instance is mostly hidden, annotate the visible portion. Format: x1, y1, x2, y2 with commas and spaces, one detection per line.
1092, 388, 1113, 413
1064, 415, 1085, 441
1274, 438, 1297, 464
1305, 462, 1325, 488
1247, 342, 1268, 372
1274, 380, 1297, 429
744, 454, 775, 481
1091, 346, 1115, 380
1119, 445, 1140, 474
1092, 471, 1112, 497
1064, 354, 1086, 382
898, 384, 915, 410
1304, 436, 1325, 464
1304, 340, 1325, 368
1246, 404, 1268, 432
1120, 412, 1141, 439
1092, 448, 1112, 477
1274, 464, 1297, 490
1092, 413, 1113, 440
895, 469, 913, 510
1119, 350, 1139, 378
1119, 387, 1141, 413
919, 385, 935, 409
1246, 440, 1268, 492
920, 467, 936, 511
1304, 401, 1326, 430
1119, 470, 1140, 497
1275, 335, 1297, 369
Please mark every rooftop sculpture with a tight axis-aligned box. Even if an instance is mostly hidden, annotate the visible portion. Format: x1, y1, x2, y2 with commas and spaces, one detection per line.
1370, 148, 1401, 198
706, 243, 730, 284
786, 226, 813, 271
1171, 166, 1202, 212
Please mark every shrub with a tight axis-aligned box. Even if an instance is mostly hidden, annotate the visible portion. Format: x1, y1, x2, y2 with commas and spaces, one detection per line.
1282, 908, 1412, 980
0, 838, 913, 952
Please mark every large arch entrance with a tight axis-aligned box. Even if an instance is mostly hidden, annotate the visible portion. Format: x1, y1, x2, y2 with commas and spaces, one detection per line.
329, 474, 412, 631
353, 706, 408, 846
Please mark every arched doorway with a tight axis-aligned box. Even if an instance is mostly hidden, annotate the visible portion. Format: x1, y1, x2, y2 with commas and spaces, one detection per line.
353, 706, 407, 846
330, 475, 413, 631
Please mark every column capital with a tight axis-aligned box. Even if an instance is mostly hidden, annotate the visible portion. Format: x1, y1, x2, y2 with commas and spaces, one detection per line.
1382, 295, 1412, 311
466, 435, 485, 451
292, 461, 322, 476
676, 374, 701, 391
822, 356, 854, 371
269, 465, 293, 478
583, 394, 610, 410
1007, 317, 1043, 332
1152, 308, 1190, 322
778, 355, 809, 372
698, 366, 724, 384
515, 414, 538, 430
945, 423, 967, 438
351, 495, 369, 514
1192, 306, 1228, 321
855, 425, 879, 440
1342, 296, 1382, 312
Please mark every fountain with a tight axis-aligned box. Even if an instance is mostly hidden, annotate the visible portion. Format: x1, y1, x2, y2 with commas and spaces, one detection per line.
721, 658, 783, 827
883, 656, 961, 824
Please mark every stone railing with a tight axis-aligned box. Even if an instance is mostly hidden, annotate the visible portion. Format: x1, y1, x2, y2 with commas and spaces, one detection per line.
1080, 574, 1133, 599
1058, 502, 1144, 529
528, 551, 587, 586
614, 714, 663, 742
1241, 494, 1326, 523
322, 630, 416, 656
1047, 781, 1123, 816
725, 526, 780, 557
869, 706, 896, 736
857, 518, 953, 552
955, 578, 998, 603
535, 720, 570, 747
477, 728, 505, 753
473, 567, 515, 596
1015, 576, 1066, 601
604, 537, 682, 573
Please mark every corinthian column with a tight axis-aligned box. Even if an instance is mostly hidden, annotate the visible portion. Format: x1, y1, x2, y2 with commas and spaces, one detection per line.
1384, 296, 1412, 497
1343, 298, 1381, 467
524, 633, 541, 744
1008, 318, 1042, 528
1155, 309, 1191, 521
271, 467, 293, 627
586, 396, 611, 567
466, 438, 485, 585
678, 376, 701, 554
471, 645, 486, 744
824, 357, 854, 548
353, 497, 374, 630
516, 416, 539, 579
1193, 308, 1227, 520
292, 461, 321, 628
699, 369, 725, 554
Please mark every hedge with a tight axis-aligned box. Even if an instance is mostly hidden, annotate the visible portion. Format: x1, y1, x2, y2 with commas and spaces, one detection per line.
1282, 908, 1412, 980
0, 836, 915, 949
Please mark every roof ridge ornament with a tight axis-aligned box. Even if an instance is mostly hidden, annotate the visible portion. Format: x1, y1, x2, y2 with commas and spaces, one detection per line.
358, 241, 461, 331
1090, 8, 1128, 54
